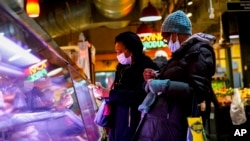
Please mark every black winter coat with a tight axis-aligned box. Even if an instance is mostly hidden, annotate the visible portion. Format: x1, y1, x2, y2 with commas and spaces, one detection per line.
136, 33, 216, 141
108, 54, 158, 141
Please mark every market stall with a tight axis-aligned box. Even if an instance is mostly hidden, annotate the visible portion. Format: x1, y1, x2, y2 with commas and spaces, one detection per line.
210, 74, 250, 141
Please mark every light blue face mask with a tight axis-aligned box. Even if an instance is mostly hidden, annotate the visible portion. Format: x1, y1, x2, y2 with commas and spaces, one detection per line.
168, 35, 181, 53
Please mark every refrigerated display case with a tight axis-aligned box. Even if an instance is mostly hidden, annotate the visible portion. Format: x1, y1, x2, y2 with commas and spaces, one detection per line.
0, 1, 100, 141
0, 61, 100, 141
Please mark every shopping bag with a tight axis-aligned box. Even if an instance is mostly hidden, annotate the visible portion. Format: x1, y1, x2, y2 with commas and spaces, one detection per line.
186, 116, 207, 141
230, 88, 247, 125
187, 94, 207, 141
94, 99, 113, 127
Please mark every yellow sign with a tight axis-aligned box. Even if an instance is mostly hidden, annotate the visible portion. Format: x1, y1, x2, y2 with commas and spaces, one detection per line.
139, 32, 167, 49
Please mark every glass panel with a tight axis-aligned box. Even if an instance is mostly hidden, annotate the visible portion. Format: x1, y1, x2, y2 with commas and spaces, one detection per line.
67, 65, 100, 141
95, 71, 115, 88
0, 60, 89, 140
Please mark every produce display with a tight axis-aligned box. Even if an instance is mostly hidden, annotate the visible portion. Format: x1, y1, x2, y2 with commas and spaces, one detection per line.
214, 88, 233, 107
212, 79, 250, 106
212, 80, 233, 106
238, 88, 250, 105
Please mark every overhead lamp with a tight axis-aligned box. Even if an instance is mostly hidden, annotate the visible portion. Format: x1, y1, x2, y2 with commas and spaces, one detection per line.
186, 12, 192, 18
187, 0, 193, 6
229, 34, 239, 39
0, 36, 40, 67
136, 22, 153, 37
8, 49, 32, 62
139, 2, 162, 22
47, 67, 63, 77
26, 0, 40, 18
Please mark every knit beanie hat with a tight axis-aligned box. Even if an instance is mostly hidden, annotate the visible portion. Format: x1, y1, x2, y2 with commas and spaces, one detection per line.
115, 31, 143, 55
161, 10, 192, 35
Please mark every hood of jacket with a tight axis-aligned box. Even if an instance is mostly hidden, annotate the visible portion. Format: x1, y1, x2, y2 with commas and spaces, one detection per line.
173, 32, 215, 55
185, 32, 216, 45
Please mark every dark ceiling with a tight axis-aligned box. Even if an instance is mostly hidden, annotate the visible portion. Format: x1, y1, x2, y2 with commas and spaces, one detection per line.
3, 0, 231, 54
34, 0, 229, 49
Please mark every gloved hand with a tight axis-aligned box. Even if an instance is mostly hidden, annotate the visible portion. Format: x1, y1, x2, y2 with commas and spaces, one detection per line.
145, 79, 170, 95
138, 92, 156, 113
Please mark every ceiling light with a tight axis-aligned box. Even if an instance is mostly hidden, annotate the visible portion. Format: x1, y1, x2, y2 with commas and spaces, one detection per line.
0, 36, 40, 67
139, 2, 162, 22
136, 23, 153, 37
8, 49, 32, 62
26, 0, 40, 18
229, 35, 239, 39
47, 67, 63, 77
186, 12, 192, 18
187, 0, 193, 6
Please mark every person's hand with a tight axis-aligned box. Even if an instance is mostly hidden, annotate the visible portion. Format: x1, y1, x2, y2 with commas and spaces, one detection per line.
143, 68, 159, 81
93, 83, 110, 98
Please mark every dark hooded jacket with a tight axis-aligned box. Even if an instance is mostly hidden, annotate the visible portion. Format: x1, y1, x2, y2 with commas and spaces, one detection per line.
136, 33, 216, 141
108, 53, 158, 141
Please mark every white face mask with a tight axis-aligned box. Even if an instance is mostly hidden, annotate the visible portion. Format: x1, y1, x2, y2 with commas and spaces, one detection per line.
117, 53, 132, 65
168, 35, 181, 53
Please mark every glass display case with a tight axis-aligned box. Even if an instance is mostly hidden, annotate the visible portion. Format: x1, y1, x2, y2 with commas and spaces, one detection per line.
0, 1, 100, 141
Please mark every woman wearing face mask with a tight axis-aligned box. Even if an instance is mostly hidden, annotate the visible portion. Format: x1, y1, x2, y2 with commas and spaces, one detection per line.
93, 31, 158, 141
135, 10, 217, 141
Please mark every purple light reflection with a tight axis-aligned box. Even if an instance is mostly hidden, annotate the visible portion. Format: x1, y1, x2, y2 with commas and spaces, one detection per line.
0, 36, 40, 68
0, 62, 25, 76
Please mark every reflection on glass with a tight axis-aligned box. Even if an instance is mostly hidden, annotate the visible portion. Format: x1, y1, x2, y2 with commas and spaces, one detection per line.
95, 71, 115, 88
68, 65, 101, 141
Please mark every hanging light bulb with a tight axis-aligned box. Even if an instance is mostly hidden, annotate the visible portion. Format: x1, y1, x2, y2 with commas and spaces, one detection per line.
26, 0, 40, 18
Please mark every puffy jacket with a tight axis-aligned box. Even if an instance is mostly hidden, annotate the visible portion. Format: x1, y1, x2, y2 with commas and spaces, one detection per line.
108, 54, 158, 141
136, 33, 216, 141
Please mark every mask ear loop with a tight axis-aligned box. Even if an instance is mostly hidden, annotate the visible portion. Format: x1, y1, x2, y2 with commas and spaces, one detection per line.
169, 34, 173, 42
169, 34, 179, 43
173, 34, 179, 43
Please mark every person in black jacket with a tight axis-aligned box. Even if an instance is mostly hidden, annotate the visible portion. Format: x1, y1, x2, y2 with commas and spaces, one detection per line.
136, 10, 216, 141
93, 31, 159, 141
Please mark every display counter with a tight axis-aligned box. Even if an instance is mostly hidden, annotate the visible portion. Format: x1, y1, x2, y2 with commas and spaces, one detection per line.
0, 1, 100, 140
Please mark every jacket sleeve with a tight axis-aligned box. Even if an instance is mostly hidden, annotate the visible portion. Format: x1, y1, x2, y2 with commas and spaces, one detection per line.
143, 79, 192, 101
185, 46, 215, 103
162, 80, 192, 101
